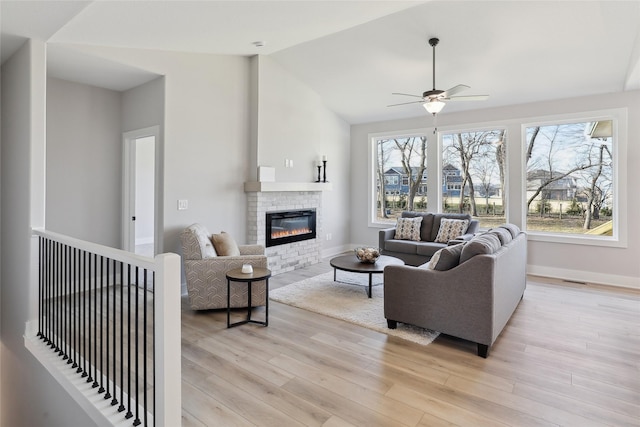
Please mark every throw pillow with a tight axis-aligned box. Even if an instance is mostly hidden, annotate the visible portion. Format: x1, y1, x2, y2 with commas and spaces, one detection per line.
394, 217, 423, 241
425, 243, 466, 271
211, 231, 241, 256
434, 218, 470, 243
459, 233, 501, 264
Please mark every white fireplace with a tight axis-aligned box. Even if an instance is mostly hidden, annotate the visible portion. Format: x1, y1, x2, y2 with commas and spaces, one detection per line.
245, 182, 330, 275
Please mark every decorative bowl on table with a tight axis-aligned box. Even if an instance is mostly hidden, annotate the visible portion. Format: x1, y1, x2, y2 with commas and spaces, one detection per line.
354, 247, 381, 264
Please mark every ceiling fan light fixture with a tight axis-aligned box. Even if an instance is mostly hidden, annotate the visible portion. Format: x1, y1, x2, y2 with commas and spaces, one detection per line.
423, 99, 445, 115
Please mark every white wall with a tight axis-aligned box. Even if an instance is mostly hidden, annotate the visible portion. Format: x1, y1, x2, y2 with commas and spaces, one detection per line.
1, 40, 94, 427
46, 77, 123, 248
57, 47, 352, 257
252, 55, 352, 254
350, 90, 640, 288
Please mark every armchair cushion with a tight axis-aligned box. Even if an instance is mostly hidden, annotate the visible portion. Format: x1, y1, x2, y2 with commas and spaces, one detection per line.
181, 223, 217, 259
211, 231, 240, 256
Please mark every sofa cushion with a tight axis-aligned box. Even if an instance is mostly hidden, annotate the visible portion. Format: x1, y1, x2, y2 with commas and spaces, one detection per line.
434, 218, 470, 243
499, 223, 520, 238
385, 239, 419, 254
459, 233, 502, 264
415, 241, 446, 258
394, 216, 423, 241
423, 243, 466, 271
402, 212, 434, 241
488, 227, 512, 245
211, 231, 241, 256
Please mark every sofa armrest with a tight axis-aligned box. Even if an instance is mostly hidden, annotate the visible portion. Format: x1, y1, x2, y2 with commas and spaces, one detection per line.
239, 244, 265, 255
383, 258, 495, 343
379, 228, 396, 249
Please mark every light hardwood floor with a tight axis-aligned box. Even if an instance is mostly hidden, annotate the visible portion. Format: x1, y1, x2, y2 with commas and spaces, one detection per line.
180, 258, 640, 427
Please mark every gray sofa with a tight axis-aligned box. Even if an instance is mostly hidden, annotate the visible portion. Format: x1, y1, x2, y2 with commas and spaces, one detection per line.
379, 211, 479, 266
383, 224, 526, 357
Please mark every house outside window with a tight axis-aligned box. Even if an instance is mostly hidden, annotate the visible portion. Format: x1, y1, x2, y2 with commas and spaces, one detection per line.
524, 119, 615, 237
373, 134, 428, 222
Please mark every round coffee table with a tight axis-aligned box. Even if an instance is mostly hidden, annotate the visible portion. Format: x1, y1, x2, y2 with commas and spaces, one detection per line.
329, 254, 404, 298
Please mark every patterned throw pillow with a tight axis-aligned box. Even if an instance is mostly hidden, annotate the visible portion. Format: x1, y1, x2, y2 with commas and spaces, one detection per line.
394, 217, 423, 241
434, 218, 470, 243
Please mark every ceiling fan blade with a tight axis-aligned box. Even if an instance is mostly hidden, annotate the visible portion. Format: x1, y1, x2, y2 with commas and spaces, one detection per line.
387, 100, 425, 107
447, 94, 489, 101
392, 92, 424, 99
441, 84, 470, 98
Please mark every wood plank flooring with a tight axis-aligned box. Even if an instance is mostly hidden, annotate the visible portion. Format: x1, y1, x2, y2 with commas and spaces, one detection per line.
180, 259, 640, 427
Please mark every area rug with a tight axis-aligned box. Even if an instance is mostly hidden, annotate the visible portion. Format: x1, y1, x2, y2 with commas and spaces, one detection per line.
270, 271, 439, 345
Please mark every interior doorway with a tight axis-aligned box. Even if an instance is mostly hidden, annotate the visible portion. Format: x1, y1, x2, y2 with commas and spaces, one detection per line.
123, 126, 159, 256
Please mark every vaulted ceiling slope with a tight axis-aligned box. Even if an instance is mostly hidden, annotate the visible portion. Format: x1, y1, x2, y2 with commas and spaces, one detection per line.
2, 1, 639, 124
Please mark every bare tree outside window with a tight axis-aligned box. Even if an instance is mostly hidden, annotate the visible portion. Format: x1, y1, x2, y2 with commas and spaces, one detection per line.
442, 130, 506, 228
374, 135, 428, 222
525, 120, 613, 235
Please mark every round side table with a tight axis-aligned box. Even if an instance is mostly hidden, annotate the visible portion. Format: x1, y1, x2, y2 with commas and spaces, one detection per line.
225, 267, 271, 328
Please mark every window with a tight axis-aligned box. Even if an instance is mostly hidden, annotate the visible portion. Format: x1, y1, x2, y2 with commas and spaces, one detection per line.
373, 133, 428, 223
525, 119, 615, 237
441, 129, 507, 229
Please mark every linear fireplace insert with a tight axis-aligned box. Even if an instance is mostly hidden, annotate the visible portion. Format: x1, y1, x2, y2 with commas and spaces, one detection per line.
266, 209, 316, 247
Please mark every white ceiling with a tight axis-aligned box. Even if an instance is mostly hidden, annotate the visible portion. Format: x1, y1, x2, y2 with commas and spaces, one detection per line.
2, 0, 639, 124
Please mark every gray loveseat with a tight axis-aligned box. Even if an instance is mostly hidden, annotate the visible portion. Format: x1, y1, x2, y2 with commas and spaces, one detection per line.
379, 211, 479, 266
383, 224, 526, 357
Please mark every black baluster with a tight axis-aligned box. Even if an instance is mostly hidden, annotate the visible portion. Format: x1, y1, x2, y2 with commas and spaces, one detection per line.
125, 264, 133, 420
98, 255, 105, 393
82, 251, 92, 382
93, 253, 99, 388
133, 266, 141, 426
142, 268, 149, 427
112, 260, 120, 407
38, 237, 43, 338
118, 261, 125, 413
64, 245, 70, 362
104, 258, 111, 400
73, 247, 78, 370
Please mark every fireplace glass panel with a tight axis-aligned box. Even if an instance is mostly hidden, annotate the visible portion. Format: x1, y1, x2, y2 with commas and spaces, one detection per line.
266, 209, 316, 247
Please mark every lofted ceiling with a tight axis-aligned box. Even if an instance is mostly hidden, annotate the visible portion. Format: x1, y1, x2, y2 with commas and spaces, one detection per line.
1, 1, 639, 124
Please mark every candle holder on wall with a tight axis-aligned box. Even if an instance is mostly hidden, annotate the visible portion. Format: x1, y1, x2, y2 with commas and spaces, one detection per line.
316, 164, 322, 182
322, 160, 328, 182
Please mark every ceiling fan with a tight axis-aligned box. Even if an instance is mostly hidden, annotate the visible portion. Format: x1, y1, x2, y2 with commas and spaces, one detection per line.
389, 37, 489, 115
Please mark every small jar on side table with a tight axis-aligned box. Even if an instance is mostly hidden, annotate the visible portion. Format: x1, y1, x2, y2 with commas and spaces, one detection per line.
225, 267, 271, 328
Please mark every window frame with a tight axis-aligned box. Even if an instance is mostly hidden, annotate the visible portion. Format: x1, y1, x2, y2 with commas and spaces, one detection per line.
368, 128, 431, 227
367, 108, 628, 249
521, 108, 627, 248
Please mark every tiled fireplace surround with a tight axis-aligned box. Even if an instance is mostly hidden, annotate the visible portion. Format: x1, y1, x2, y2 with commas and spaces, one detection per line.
245, 186, 323, 275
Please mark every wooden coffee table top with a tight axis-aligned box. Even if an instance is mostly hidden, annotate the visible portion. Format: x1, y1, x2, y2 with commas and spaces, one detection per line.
226, 267, 271, 282
330, 254, 404, 273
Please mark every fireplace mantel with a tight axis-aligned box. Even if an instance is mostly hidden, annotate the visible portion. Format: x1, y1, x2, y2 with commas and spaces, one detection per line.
244, 182, 332, 192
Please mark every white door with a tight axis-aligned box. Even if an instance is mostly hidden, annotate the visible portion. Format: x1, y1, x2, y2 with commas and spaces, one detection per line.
123, 127, 158, 256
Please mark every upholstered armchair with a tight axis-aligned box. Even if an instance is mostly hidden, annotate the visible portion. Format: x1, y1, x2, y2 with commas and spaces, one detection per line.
180, 223, 268, 310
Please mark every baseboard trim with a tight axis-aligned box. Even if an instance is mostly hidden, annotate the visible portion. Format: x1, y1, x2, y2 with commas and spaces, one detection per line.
527, 264, 640, 290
